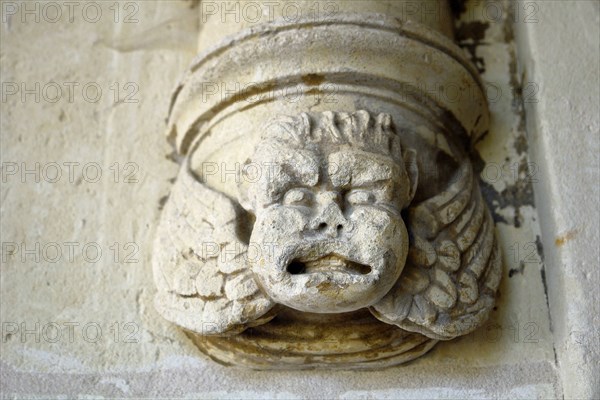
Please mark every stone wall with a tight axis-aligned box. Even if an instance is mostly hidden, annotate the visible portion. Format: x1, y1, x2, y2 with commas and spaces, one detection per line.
0, 1, 597, 398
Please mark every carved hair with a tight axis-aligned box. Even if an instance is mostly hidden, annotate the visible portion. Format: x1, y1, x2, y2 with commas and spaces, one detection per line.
263, 110, 405, 164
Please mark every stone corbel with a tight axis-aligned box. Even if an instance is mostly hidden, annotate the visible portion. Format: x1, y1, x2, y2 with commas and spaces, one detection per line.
153, 0, 501, 369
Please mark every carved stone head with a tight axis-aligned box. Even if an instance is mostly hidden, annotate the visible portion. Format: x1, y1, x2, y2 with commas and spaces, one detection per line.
154, 107, 501, 368
238, 111, 418, 313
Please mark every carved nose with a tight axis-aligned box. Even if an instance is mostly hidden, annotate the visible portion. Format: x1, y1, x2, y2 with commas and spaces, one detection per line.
311, 199, 347, 238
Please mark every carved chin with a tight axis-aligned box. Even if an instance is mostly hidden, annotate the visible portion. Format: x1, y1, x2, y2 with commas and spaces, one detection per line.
254, 250, 402, 314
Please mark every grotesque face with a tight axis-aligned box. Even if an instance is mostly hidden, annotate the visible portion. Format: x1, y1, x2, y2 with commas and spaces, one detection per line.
239, 111, 418, 313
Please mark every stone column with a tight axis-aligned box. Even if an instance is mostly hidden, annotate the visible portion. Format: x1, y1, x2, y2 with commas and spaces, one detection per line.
196, 0, 455, 49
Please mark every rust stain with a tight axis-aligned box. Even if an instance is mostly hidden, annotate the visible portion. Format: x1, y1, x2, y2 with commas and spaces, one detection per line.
316, 281, 333, 291
302, 74, 325, 86
555, 229, 578, 247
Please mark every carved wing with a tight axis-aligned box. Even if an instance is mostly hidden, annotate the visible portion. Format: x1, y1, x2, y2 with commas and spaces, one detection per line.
371, 161, 502, 340
153, 166, 275, 335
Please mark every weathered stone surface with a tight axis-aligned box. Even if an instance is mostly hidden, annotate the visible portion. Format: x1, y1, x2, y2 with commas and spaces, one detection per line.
153, 2, 502, 365
146, 2, 510, 368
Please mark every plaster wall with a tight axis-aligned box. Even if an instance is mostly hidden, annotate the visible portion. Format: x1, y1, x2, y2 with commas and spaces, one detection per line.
513, 1, 600, 398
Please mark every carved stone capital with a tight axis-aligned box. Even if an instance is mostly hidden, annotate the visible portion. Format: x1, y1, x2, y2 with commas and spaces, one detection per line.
153, 3, 501, 369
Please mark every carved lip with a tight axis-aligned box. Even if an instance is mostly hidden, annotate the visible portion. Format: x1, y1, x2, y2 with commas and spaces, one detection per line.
287, 254, 372, 276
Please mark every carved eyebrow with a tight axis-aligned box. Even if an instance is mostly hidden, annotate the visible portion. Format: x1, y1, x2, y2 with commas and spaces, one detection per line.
278, 162, 318, 186
327, 153, 400, 189
261, 158, 319, 205
348, 164, 396, 187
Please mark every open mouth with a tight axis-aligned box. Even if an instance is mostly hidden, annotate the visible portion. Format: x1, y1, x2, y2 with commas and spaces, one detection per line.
286, 254, 372, 275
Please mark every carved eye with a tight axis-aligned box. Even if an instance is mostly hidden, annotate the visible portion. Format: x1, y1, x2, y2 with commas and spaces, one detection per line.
283, 188, 313, 207
346, 189, 375, 205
